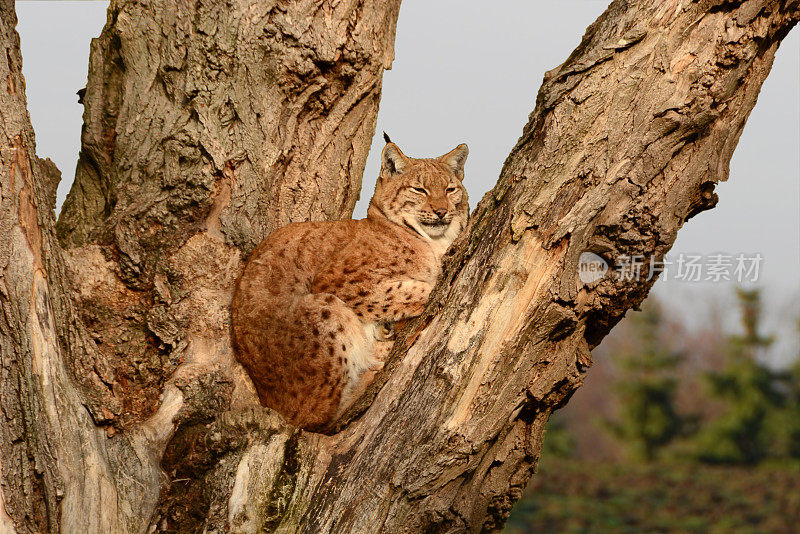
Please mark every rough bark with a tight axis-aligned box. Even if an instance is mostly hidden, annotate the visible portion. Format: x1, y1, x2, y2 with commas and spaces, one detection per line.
56, 0, 401, 431
2, 0, 401, 531
0, 0, 797, 532
0, 6, 62, 530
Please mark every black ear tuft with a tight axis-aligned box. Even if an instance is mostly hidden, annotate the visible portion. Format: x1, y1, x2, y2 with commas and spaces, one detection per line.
381, 142, 408, 176
383, 131, 392, 144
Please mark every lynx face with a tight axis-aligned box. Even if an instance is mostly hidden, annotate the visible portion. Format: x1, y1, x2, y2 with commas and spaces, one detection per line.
369, 142, 469, 249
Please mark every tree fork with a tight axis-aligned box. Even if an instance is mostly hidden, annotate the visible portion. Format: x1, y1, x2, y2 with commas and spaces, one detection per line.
0, 0, 797, 532
2, 0, 403, 531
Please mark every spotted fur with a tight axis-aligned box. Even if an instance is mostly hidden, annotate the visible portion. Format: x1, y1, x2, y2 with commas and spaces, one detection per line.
231, 141, 469, 430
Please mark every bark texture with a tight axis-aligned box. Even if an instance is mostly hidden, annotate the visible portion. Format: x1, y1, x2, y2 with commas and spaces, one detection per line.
0, 5, 62, 530
56, 0, 401, 431
0, 0, 797, 532
2, 0, 401, 531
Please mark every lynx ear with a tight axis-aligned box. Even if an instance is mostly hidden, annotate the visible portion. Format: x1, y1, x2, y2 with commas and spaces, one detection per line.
439, 143, 468, 181
381, 142, 409, 177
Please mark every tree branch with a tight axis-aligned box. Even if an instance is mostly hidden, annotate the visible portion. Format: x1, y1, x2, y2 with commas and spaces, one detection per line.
292, 0, 800, 530
1, 0, 797, 532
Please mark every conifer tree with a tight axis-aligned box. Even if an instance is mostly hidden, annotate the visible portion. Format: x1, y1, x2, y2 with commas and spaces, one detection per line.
607, 299, 684, 461
693, 289, 783, 464
764, 319, 800, 461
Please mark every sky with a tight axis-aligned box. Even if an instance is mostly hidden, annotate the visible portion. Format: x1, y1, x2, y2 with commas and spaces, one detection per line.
15, 1, 800, 352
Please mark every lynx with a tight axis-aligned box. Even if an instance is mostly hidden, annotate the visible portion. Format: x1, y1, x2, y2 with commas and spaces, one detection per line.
231, 138, 468, 430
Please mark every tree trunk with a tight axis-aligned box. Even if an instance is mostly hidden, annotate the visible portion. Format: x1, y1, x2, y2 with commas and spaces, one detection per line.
1, 0, 797, 532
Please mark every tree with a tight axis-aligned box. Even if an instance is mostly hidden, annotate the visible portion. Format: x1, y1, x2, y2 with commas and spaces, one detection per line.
692, 289, 783, 464
765, 352, 800, 462
1, 0, 797, 531
541, 415, 577, 460
606, 299, 684, 461
774, 344, 800, 460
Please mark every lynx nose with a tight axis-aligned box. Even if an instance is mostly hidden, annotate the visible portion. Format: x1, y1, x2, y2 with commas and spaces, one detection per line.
433, 208, 448, 219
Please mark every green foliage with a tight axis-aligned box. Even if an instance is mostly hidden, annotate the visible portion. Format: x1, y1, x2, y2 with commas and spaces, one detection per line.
691, 289, 786, 465
606, 300, 685, 461
541, 414, 576, 460
510, 289, 800, 534
765, 330, 800, 461
503, 459, 800, 534
786, 357, 800, 459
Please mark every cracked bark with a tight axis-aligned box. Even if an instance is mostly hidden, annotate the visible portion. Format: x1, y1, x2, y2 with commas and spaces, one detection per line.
0, 0, 797, 532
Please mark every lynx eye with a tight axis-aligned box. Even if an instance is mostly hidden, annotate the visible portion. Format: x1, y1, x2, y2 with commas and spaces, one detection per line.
411, 187, 427, 194
446, 187, 457, 193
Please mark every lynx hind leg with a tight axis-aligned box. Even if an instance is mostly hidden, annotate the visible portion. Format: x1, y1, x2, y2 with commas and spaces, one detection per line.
288, 293, 381, 429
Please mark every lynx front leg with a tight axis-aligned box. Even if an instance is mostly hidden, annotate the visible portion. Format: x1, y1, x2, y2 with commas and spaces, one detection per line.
350, 279, 433, 322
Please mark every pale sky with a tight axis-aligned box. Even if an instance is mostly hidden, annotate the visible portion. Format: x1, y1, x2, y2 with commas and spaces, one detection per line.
16, 1, 800, 346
